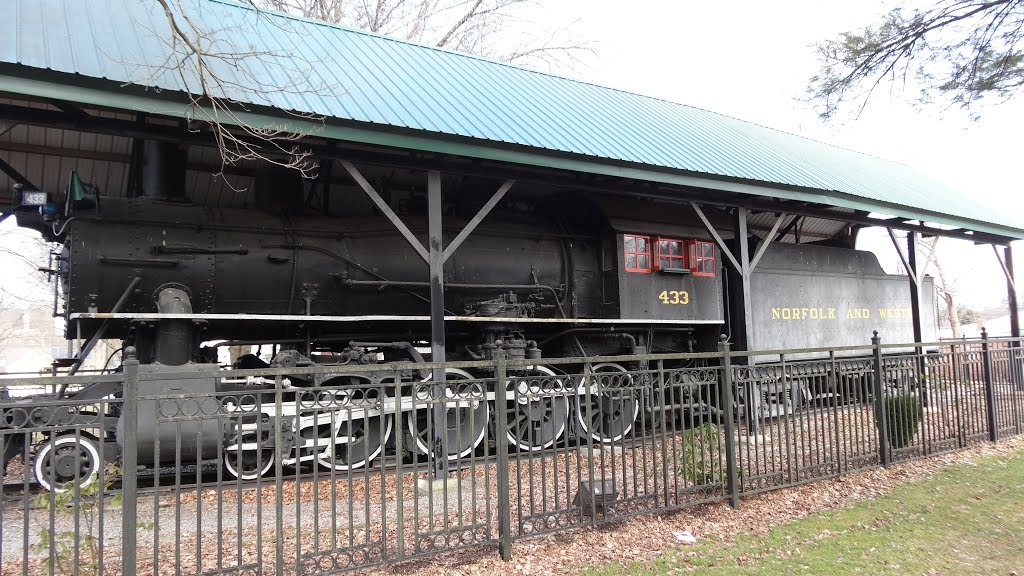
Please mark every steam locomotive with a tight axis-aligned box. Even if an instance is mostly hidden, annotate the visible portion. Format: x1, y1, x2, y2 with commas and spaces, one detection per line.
2, 142, 935, 489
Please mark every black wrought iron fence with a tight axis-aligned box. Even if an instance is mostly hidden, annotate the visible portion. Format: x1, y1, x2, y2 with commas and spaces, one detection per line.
1, 331, 1022, 575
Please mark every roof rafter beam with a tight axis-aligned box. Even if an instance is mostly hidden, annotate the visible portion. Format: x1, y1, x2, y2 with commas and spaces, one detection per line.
749, 212, 786, 272
0, 154, 36, 189
441, 179, 514, 263
775, 215, 802, 242
886, 227, 919, 286
340, 160, 429, 263
993, 244, 1017, 294
653, 186, 1009, 245
48, 99, 90, 119
690, 202, 742, 274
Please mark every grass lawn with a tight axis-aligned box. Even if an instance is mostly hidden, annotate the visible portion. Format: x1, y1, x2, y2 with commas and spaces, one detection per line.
584, 448, 1024, 575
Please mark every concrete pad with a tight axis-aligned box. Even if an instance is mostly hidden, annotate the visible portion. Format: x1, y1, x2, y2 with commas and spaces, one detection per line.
415, 476, 463, 496
743, 434, 772, 446
577, 444, 628, 458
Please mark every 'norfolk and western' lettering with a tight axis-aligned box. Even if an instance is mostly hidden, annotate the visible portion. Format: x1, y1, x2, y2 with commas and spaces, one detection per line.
771, 307, 837, 320
770, 307, 914, 320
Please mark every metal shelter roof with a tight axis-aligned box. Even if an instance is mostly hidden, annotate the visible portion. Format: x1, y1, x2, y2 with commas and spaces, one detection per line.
0, 0, 1021, 240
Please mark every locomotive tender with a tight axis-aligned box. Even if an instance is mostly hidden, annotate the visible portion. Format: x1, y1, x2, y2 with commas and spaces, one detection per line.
3, 142, 934, 489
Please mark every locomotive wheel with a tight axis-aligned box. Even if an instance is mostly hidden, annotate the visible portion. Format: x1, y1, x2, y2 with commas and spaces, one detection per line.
505, 366, 570, 451
576, 363, 640, 444
33, 435, 101, 493
317, 414, 393, 471
224, 445, 275, 481
408, 368, 489, 461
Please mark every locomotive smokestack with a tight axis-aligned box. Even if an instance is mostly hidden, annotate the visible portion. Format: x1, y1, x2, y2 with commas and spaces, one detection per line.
141, 141, 187, 200
154, 284, 193, 366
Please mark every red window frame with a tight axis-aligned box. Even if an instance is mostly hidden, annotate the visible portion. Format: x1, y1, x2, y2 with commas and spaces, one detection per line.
654, 237, 686, 271
689, 240, 716, 277
623, 234, 651, 273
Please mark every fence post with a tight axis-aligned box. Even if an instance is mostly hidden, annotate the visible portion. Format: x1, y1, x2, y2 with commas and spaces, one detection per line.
121, 346, 139, 576
981, 329, 999, 443
274, 375, 285, 570
656, 359, 670, 508
718, 336, 739, 509
493, 351, 513, 561
871, 331, 891, 468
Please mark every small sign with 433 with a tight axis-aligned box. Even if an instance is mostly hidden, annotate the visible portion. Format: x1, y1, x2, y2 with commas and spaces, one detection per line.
658, 290, 689, 305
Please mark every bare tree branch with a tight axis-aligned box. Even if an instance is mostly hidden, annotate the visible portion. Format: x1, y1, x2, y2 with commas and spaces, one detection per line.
251, 0, 595, 72
147, 0, 330, 184
806, 0, 1024, 120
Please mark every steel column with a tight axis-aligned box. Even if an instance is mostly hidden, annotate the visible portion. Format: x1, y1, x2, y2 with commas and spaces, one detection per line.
906, 232, 924, 344
428, 170, 448, 479
1005, 246, 1019, 339
734, 208, 754, 351
905, 232, 927, 409
1005, 245, 1023, 393
733, 208, 758, 434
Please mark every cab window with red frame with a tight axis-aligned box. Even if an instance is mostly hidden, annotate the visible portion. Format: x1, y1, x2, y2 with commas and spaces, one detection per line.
623, 234, 651, 272
655, 237, 686, 271
689, 240, 716, 276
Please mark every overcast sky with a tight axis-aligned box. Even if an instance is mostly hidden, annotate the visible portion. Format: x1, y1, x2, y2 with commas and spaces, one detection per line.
1, 0, 1021, 313
523, 0, 1023, 309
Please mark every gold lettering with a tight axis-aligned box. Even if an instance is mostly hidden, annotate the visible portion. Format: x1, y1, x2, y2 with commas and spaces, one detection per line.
810, 308, 820, 319
782, 308, 792, 320
878, 308, 887, 319
828, 308, 836, 319
772, 308, 780, 320
862, 308, 870, 318
846, 308, 854, 319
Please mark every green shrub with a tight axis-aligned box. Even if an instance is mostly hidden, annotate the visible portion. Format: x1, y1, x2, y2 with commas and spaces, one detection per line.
884, 393, 923, 449
676, 423, 723, 485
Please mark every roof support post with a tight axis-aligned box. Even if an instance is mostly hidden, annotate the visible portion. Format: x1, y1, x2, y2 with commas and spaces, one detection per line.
692, 202, 759, 432
341, 160, 429, 262
905, 231, 928, 408
1006, 246, 1020, 340
427, 170, 448, 479
995, 244, 1020, 339
733, 208, 754, 351
906, 232, 924, 345
1001, 245, 1022, 391
441, 180, 514, 262
731, 207, 759, 434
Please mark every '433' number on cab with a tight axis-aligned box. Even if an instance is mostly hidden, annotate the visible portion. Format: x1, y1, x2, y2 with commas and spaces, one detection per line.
658, 290, 689, 305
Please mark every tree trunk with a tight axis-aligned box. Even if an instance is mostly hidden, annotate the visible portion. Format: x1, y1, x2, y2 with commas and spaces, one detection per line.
934, 257, 961, 338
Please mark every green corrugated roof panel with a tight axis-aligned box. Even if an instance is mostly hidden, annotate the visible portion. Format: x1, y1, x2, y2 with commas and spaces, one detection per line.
1, 0, 1021, 237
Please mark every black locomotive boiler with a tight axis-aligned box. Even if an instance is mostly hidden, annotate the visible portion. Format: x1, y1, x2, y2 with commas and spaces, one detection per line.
3, 149, 934, 489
